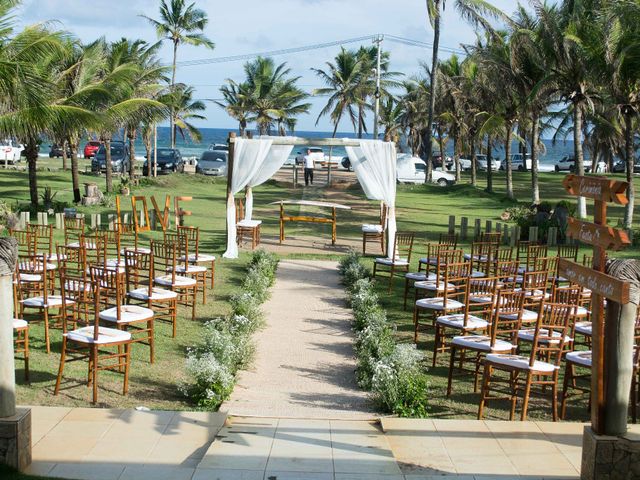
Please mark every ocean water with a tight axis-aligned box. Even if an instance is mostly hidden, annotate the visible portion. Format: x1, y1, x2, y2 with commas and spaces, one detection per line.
45, 126, 578, 167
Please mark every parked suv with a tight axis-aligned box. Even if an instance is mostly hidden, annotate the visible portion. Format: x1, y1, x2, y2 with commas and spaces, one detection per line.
500, 153, 536, 171
91, 141, 131, 174
49, 143, 72, 158
554, 155, 592, 173
142, 148, 184, 176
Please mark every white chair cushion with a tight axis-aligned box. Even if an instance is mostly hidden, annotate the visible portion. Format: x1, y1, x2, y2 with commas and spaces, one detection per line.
418, 257, 438, 266
22, 295, 75, 308
464, 254, 488, 262
436, 314, 488, 330
517, 328, 572, 345
471, 270, 486, 278
566, 350, 592, 368
172, 264, 207, 274
452, 335, 515, 352
180, 253, 216, 263
44, 253, 67, 262
543, 304, 589, 318
414, 281, 455, 292
499, 309, 539, 322
238, 219, 262, 227
19, 273, 42, 282
19, 261, 56, 272
64, 279, 91, 292
405, 272, 435, 281
485, 353, 558, 373
362, 224, 383, 233
128, 287, 178, 301
68, 241, 97, 250
416, 297, 464, 311
154, 274, 197, 287
375, 257, 409, 266
469, 294, 494, 304
66, 326, 132, 345
105, 259, 125, 273
120, 247, 151, 255
13, 318, 28, 329
99, 305, 154, 324
575, 321, 592, 336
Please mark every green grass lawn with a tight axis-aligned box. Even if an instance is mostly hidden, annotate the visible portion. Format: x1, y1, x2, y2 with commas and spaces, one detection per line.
2, 165, 638, 416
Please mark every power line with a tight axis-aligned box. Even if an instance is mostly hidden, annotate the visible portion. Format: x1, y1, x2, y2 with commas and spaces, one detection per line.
175, 33, 464, 68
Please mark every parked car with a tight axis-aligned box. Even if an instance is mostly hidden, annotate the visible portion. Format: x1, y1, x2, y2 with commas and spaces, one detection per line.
612, 159, 640, 173
554, 155, 593, 173
49, 143, 72, 158
0, 139, 23, 164
500, 153, 537, 171
397, 154, 455, 186
341, 156, 352, 171
196, 150, 228, 176
142, 148, 184, 176
83, 141, 102, 159
91, 141, 131, 174
208, 143, 228, 152
452, 154, 500, 172
294, 147, 324, 166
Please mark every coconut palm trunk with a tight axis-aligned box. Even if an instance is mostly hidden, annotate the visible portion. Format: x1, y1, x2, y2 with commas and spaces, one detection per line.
470, 135, 477, 186
623, 114, 635, 230
68, 137, 81, 203
424, 2, 441, 184
170, 40, 178, 149
61, 140, 68, 170
531, 114, 540, 204
504, 122, 514, 200
25, 139, 39, 208
453, 134, 461, 182
128, 131, 136, 179
486, 135, 493, 193
143, 127, 153, 178
104, 137, 113, 193
573, 103, 587, 218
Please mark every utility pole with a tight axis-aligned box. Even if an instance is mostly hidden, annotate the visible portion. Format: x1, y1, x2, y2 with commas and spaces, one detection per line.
373, 34, 383, 140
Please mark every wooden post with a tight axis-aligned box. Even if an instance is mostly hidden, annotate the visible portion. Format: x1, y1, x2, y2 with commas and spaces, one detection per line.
279, 202, 284, 244
485, 220, 492, 233
460, 217, 468, 241
448, 215, 455, 235
548, 227, 557, 246
332, 207, 337, 245
0, 237, 17, 417
528, 226, 539, 243
510, 226, 518, 247
225, 132, 236, 251
150, 210, 156, 230
55, 213, 63, 230
108, 214, 116, 231
474, 219, 481, 240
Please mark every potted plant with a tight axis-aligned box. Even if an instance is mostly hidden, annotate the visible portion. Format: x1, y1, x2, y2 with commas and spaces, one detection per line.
119, 177, 130, 196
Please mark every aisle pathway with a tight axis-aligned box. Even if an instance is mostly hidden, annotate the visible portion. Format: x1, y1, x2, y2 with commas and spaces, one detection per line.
221, 259, 374, 419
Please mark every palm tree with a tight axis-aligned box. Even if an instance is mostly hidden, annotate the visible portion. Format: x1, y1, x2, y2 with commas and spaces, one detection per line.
312, 48, 363, 137
423, 0, 504, 183
216, 80, 251, 136
141, 0, 214, 148
165, 84, 205, 142
379, 95, 404, 145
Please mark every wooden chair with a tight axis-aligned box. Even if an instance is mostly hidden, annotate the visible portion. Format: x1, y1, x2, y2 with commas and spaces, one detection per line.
373, 232, 414, 292
465, 242, 496, 276
64, 216, 85, 231
28, 224, 56, 261
432, 275, 499, 367
515, 240, 532, 263
11, 229, 35, 259
522, 244, 549, 273
478, 302, 572, 421
418, 235, 458, 272
447, 289, 526, 396
151, 240, 198, 321
165, 231, 207, 304
12, 273, 29, 382
92, 265, 155, 363
557, 244, 579, 261
17, 254, 73, 354
178, 226, 216, 289
54, 266, 132, 404
235, 198, 261, 249
478, 231, 502, 244
414, 260, 469, 345
118, 223, 149, 254
362, 202, 387, 255
124, 249, 179, 338
412, 249, 463, 313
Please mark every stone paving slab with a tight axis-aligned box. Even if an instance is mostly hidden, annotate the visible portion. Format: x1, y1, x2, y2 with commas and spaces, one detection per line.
221, 259, 374, 419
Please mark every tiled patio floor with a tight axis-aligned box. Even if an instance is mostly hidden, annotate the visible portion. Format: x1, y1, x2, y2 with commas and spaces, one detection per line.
23, 405, 621, 480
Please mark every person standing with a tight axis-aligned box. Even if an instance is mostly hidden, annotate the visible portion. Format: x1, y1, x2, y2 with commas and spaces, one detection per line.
304, 148, 315, 186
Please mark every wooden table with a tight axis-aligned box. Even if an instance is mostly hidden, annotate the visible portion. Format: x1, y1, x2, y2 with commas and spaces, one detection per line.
272, 200, 351, 245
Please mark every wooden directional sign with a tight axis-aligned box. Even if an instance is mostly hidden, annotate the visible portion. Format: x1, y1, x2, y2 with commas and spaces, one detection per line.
567, 218, 631, 251
558, 258, 630, 304
562, 175, 629, 205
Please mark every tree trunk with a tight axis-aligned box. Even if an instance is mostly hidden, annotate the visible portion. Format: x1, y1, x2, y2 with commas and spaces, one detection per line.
520, 124, 528, 173
423, 127, 433, 182
531, 114, 540, 204
170, 40, 178, 149
437, 125, 445, 173
26, 139, 39, 208
128, 130, 136, 180
424, 4, 440, 184
61, 139, 68, 171
505, 122, 514, 200
486, 135, 493, 193
68, 136, 81, 203
453, 133, 461, 183
470, 134, 477, 187
574, 102, 587, 218
143, 128, 153, 178
104, 137, 113, 194
623, 113, 635, 230
357, 105, 364, 139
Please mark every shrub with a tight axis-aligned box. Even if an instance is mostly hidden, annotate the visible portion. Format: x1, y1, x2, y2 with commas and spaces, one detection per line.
230, 291, 264, 324
180, 351, 235, 409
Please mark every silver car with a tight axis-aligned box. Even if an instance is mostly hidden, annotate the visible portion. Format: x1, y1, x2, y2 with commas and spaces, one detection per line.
197, 150, 228, 176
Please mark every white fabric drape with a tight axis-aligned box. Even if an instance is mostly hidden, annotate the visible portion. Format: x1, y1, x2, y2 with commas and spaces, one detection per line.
223, 138, 293, 259
345, 140, 397, 259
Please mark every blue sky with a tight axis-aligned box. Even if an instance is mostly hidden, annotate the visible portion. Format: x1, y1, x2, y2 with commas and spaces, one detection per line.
19, 0, 518, 132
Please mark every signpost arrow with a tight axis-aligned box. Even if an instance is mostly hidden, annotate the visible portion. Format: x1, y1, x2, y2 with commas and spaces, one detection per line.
558, 258, 630, 304
567, 218, 631, 251
562, 175, 629, 205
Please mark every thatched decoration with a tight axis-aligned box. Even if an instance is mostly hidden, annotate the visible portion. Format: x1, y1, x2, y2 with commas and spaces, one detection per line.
0, 237, 17, 276
606, 258, 640, 305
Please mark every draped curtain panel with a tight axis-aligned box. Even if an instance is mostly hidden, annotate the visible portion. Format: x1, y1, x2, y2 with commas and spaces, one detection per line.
345, 140, 397, 259
223, 138, 293, 259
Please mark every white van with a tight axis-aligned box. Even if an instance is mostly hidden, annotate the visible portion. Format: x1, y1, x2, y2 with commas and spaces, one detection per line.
0, 139, 22, 164
397, 154, 455, 186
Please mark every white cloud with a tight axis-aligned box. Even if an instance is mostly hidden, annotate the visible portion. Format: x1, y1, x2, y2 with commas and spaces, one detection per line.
18, 0, 523, 132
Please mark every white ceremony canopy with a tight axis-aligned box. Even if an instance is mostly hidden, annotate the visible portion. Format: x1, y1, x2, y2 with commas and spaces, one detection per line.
222, 135, 397, 259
